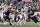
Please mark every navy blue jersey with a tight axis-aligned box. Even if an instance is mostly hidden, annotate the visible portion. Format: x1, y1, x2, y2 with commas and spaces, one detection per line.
28, 9, 34, 17
5, 10, 10, 16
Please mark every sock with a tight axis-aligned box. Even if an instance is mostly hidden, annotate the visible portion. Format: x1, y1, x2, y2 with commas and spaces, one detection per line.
10, 19, 13, 24
1, 18, 5, 23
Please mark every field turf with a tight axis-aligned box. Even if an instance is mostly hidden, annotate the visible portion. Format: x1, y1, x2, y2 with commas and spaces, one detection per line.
0, 22, 40, 27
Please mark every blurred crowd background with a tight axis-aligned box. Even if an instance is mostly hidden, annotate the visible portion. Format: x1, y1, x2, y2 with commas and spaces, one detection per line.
0, 0, 40, 11
0, 0, 40, 22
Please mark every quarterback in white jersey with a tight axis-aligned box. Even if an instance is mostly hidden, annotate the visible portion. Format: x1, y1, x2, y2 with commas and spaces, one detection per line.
21, 7, 28, 24
23, 7, 28, 22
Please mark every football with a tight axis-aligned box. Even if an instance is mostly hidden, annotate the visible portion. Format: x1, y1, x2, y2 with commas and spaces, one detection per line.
0, 8, 2, 10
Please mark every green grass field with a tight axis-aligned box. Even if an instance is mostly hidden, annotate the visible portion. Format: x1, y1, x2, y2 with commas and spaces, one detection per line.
0, 22, 40, 27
